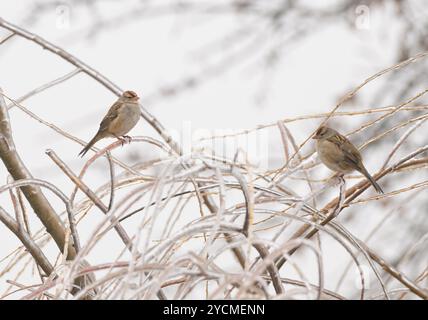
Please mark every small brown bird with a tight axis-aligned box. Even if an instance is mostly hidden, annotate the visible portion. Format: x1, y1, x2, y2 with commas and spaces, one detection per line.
313, 125, 384, 194
78, 90, 140, 157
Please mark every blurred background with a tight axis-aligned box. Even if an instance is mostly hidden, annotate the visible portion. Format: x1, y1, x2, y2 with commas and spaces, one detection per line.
0, 0, 427, 299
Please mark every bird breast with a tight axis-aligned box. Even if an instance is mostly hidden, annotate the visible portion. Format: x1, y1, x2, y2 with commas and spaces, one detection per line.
316, 139, 354, 173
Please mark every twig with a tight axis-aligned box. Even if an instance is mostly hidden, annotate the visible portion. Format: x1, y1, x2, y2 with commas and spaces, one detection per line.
0, 32, 14, 44
0, 206, 53, 276
106, 151, 115, 211
45, 149, 132, 250
7, 68, 81, 109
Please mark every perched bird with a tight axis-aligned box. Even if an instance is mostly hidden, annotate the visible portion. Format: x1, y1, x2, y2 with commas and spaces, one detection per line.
313, 125, 384, 194
78, 90, 140, 157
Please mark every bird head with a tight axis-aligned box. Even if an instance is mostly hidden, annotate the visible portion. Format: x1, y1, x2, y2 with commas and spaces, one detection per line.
312, 125, 337, 140
122, 90, 139, 102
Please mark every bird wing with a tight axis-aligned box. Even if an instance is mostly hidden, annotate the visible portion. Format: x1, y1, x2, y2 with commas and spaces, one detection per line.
99, 100, 121, 132
326, 134, 362, 166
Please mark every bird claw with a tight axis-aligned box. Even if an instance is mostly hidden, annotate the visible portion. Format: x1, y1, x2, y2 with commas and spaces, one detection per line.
118, 135, 132, 146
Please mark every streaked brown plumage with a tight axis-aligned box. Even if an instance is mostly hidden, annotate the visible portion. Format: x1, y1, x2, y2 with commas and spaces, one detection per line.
313, 125, 384, 194
78, 91, 140, 157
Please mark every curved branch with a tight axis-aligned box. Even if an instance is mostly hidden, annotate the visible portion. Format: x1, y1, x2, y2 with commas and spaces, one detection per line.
0, 206, 53, 276
0, 88, 76, 260
0, 16, 181, 155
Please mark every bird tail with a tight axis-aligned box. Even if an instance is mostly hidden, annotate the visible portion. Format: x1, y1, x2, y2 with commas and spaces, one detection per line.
359, 166, 384, 194
78, 133, 101, 157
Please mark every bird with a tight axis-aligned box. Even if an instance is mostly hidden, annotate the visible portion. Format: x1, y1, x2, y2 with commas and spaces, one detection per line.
312, 125, 384, 194
78, 90, 140, 157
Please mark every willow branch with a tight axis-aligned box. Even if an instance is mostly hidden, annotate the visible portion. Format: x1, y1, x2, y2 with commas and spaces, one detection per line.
0, 88, 76, 259
45, 149, 132, 250
0, 206, 53, 276
0, 16, 246, 270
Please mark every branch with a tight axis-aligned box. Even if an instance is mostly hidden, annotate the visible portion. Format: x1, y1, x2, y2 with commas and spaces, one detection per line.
0, 16, 247, 273
0, 16, 180, 155
45, 149, 132, 250
0, 88, 76, 260
0, 206, 53, 276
